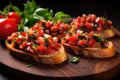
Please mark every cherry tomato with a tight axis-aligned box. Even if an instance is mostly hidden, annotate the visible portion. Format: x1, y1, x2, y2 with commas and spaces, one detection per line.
0, 18, 18, 40
0, 15, 5, 18
7, 12, 21, 24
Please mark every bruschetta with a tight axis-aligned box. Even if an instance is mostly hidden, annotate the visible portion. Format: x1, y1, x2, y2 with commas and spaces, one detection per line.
61, 30, 116, 58
32, 19, 70, 40
5, 29, 67, 64
71, 14, 115, 38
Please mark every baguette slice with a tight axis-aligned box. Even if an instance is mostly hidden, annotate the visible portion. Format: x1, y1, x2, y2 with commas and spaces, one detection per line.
5, 40, 67, 64
101, 26, 115, 38
62, 39, 116, 58
71, 14, 116, 39
38, 45, 67, 64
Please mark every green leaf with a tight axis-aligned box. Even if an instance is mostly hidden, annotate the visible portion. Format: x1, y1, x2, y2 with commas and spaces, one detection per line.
33, 14, 44, 20
3, 5, 11, 13
55, 13, 70, 19
54, 11, 71, 23
27, 64, 32, 67
11, 5, 23, 16
33, 8, 49, 16
11, 5, 21, 12
55, 11, 64, 17
71, 57, 80, 63
27, 0, 36, 13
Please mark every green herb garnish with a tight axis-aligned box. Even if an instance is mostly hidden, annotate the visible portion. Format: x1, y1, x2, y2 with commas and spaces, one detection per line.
44, 38, 50, 46
27, 64, 32, 67
71, 57, 80, 63
93, 34, 104, 42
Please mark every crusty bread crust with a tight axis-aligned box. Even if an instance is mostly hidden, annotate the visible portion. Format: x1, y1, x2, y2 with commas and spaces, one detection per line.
101, 26, 115, 38
62, 39, 116, 58
38, 45, 67, 64
5, 40, 67, 64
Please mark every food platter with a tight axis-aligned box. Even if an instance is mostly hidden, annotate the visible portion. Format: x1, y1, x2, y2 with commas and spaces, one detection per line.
0, 27, 120, 80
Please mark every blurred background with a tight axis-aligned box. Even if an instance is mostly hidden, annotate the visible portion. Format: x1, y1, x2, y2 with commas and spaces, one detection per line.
1, 0, 120, 17
1, 0, 120, 28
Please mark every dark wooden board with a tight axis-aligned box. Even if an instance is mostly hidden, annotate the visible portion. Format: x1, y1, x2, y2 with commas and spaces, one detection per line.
0, 29, 120, 80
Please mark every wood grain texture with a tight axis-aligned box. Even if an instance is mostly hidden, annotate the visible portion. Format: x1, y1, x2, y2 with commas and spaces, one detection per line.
0, 29, 120, 80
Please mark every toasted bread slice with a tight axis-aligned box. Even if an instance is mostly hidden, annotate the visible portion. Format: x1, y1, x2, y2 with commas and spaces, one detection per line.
71, 25, 115, 39
101, 26, 115, 38
38, 45, 67, 64
62, 40, 116, 58
71, 14, 115, 38
5, 40, 67, 64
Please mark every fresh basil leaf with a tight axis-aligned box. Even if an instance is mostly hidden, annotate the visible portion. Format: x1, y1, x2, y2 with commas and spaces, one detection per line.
11, 5, 21, 12
27, 0, 36, 13
27, 64, 32, 67
71, 57, 80, 63
3, 5, 11, 13
21, 18, 28, 25
55, 11, 64, 17
54, 11, 70, 23
33, 14, 44, 20
33, 8, 49, 16
55, 13, 70, 19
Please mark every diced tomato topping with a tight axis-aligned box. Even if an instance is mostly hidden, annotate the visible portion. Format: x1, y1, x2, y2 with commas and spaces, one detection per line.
28, 29, 34, 36
37, 37, 45, 44
49, 43, 60, 51
97, 27, 102, 32
68, 34, 78, 42
78, 39, 87, 47
45, 48, 52, 55
77, 16, 81, 23
51, 24, 59, 31
20, 41, 28, 49
16, 37, 23, 44
74, 22, 83, 28
35, 29, 44, 37
45, 21, 52, 28
7, 33, 18, 40
81, 17, 86, 23
32, 23, 39, 30
76, 30, 83, 36
95, 17, 104, 25
88, 39, 96, 47
90, 14, 96, 21
88, 31, 94, 39
87, 14, 96, 22
52, 37, 58, 43
45, 30, 50, 34
85, 22, 93, 29
37, 44, 46, 52
27, 42, 34, 47
21, 32, 27, 37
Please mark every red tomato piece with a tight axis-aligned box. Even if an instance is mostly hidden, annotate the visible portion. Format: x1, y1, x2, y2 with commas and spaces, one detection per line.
37, 44, 46, 52
7, 12, 21, 24
45, 21, 52, 28
88, 39, 96, 47
78, 39, 87, 47
0, 18, 18, 40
